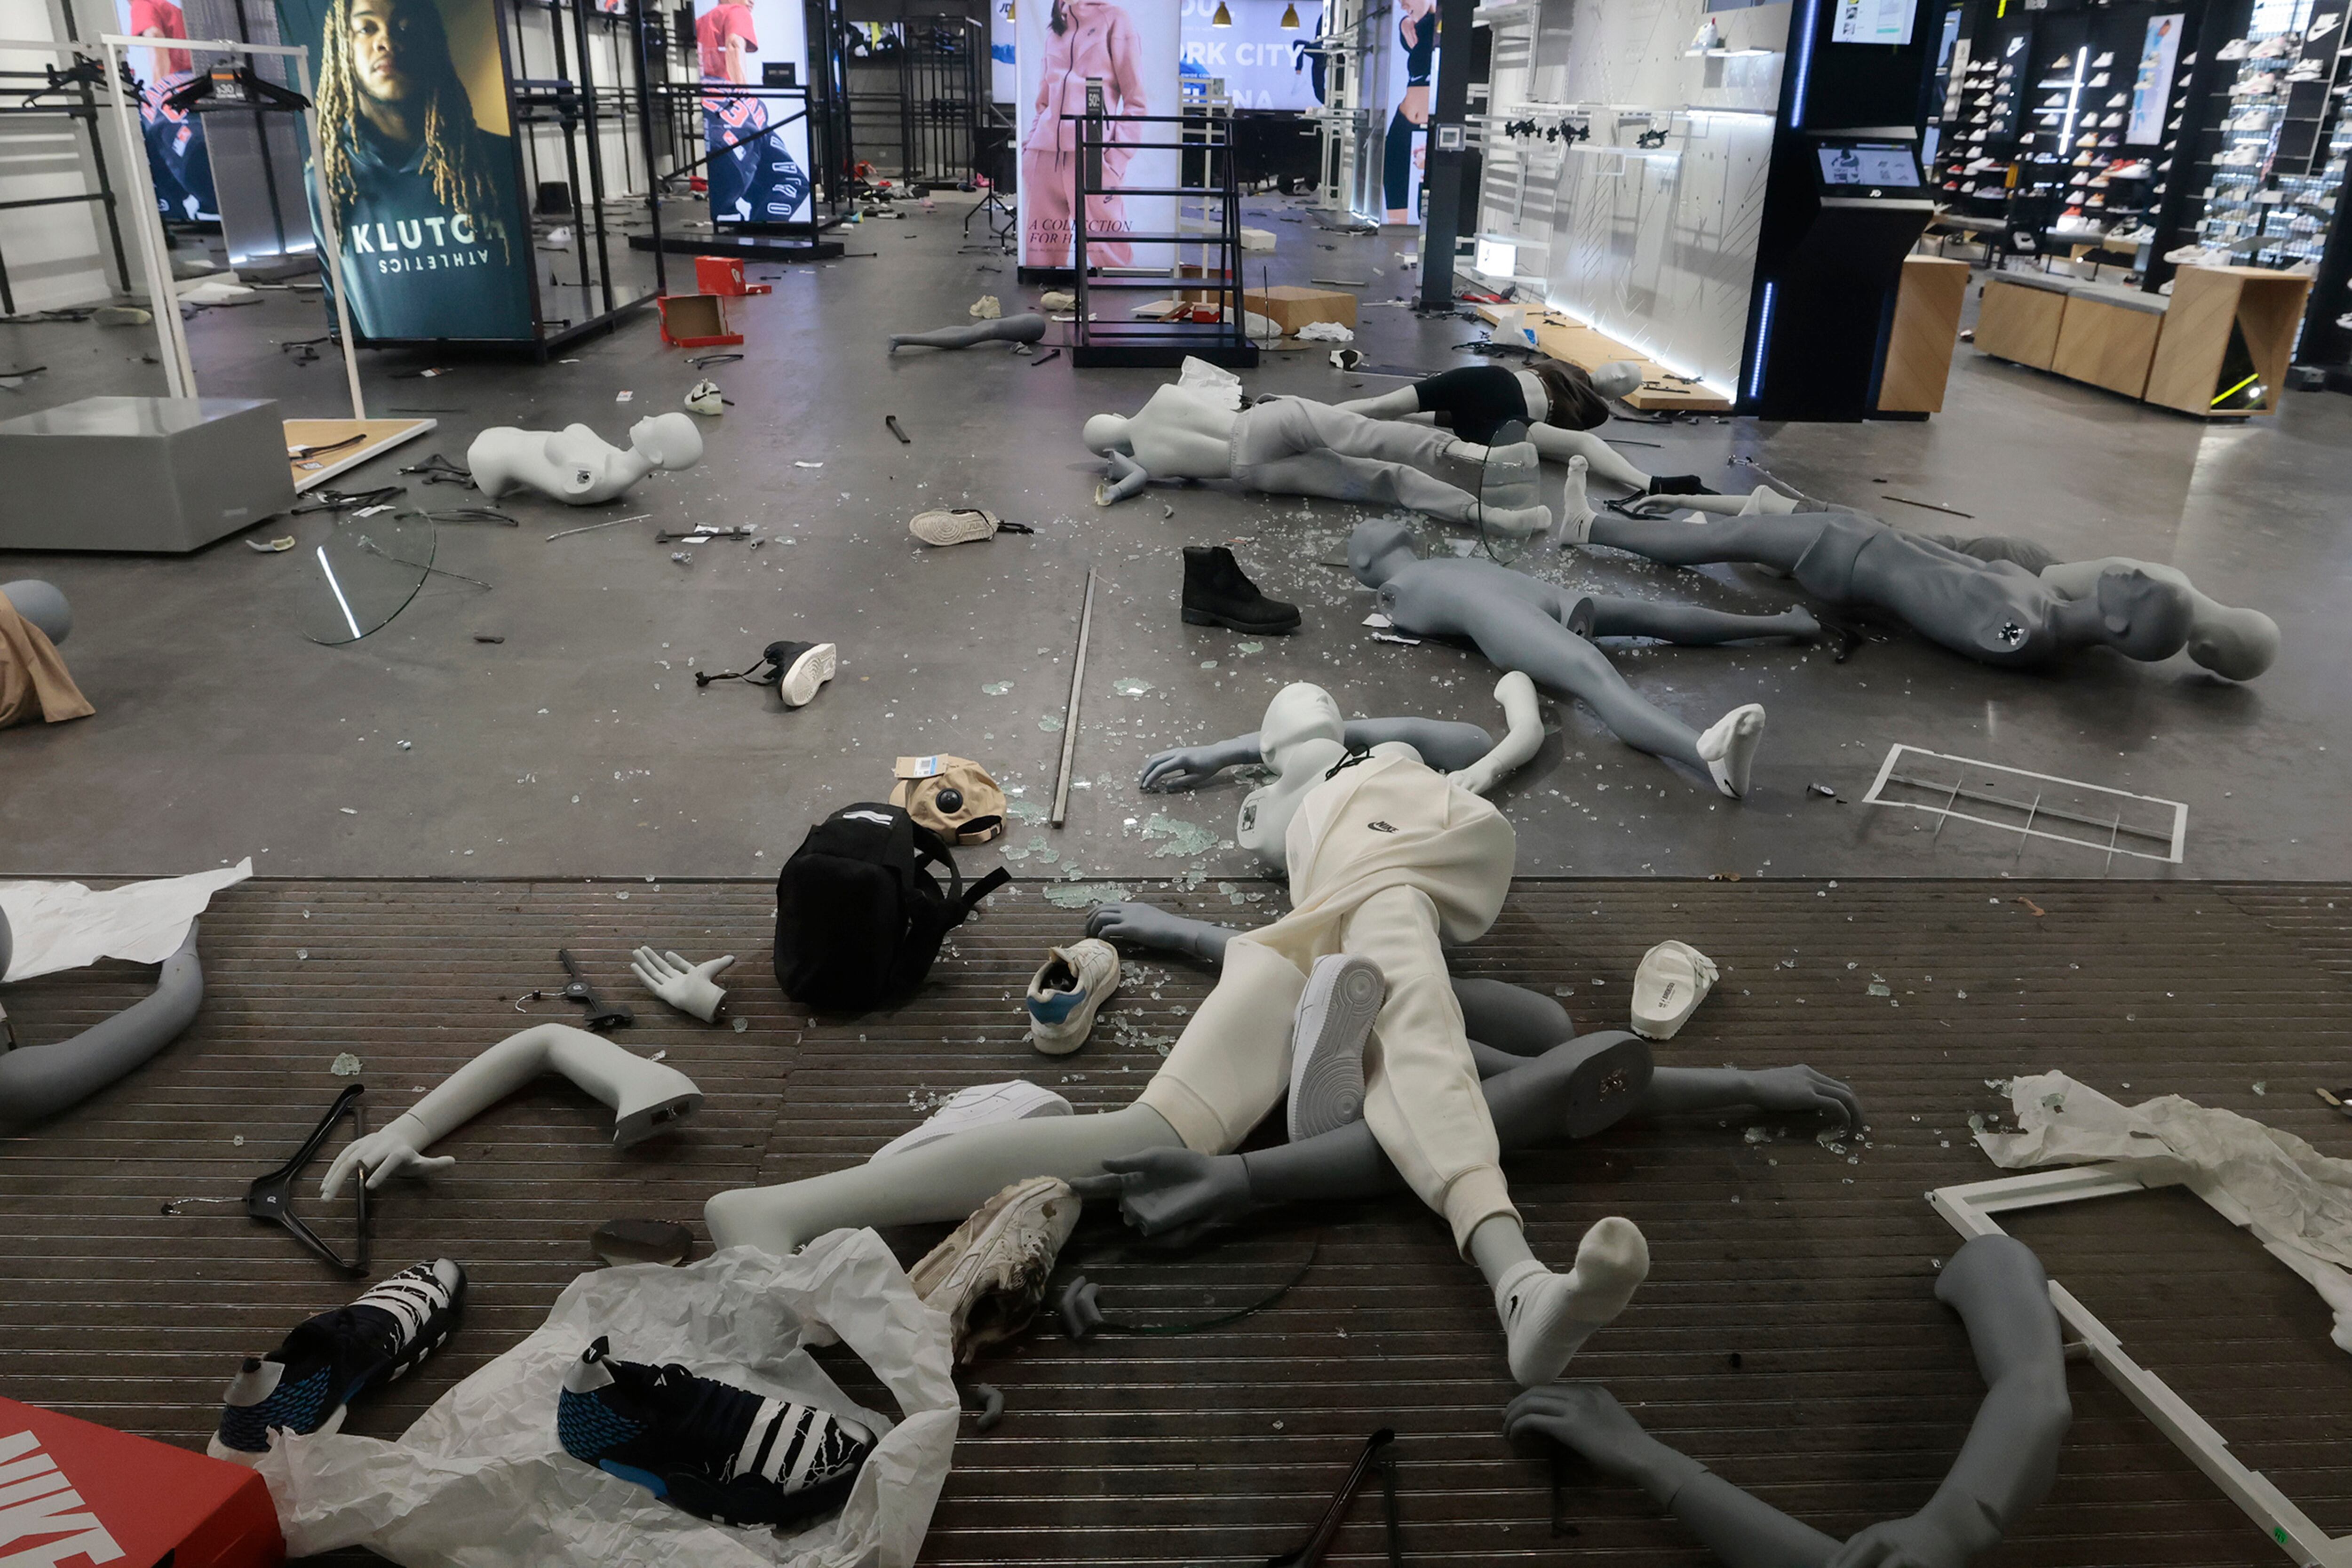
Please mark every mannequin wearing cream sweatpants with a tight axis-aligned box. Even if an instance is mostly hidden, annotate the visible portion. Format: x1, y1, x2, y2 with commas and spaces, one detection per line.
707, 709, 1644, 1386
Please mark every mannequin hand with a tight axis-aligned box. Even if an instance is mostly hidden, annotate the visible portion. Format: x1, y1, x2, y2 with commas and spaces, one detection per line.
1741, 1066, 1863, 1132
629, 947, 735, 1022
320, 1119, 455, 1201
1086, 901, 1202, 955
1099, 1147, 1254, 1234
1826, 1515, 1968, 1568
1139, 745, 1226, 791
1502, 1382, 1650, 1455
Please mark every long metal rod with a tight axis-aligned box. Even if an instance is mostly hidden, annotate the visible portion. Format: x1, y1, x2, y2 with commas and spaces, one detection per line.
1049, 568, 1097, 828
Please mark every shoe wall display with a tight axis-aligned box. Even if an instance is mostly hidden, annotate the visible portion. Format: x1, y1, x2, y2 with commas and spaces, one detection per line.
2189, 16, 2352, 289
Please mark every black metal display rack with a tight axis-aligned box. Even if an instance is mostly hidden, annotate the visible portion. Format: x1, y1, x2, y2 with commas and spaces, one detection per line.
897, 14, 979, 185
1069, 109, 1255, 369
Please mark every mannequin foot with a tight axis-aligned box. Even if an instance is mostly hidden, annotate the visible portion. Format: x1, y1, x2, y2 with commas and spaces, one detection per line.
1779, 607, 1822, 640
1695, 703, 1765, 798
1738, 485, 1800, 516
1551, 456, 1595, 548
1495, 1218, 1651, 1387
1476, 503, 1554, 539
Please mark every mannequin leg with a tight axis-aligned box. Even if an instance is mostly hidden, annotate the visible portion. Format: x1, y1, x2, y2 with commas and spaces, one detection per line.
1335, 389, 1426, 420
1588, 513, 1824, 572
1530, 426, 1650, 490
888, 314, 1049, 351
1239, 448, 1488, 525
1586, 597, 1821, 645
1504, 1385, 1840, 1568
1456, 600, 1709, 772
706, 1102, 1182, 1254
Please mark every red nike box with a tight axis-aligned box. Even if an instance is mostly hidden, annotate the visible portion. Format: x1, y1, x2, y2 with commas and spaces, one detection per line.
0, 1397, 283, 1568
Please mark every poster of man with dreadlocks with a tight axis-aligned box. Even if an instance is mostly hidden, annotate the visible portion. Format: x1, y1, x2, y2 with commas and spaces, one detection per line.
288, 0, 533, 340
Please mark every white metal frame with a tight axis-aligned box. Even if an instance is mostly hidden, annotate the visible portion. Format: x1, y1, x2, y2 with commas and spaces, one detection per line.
1862, 742, 2189, 865
1931, 1163, 2352, 1567
95, 32, 365, 417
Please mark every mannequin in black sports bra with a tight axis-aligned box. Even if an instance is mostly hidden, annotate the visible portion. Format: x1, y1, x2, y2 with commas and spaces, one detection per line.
1384, 0, 1436, 220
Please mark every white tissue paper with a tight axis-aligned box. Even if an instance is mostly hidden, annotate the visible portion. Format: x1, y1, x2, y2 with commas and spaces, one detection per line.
1297, 321, 1355, 343
249, 1232, 958, 1568
0, 860, 252, 982
1176, 355, 1246, 409
1981, 1072, 2352, 1351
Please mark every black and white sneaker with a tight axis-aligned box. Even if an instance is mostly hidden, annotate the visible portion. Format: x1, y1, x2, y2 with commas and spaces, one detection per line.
558, 1337, 876, 1528
209, 1260, 467, 1458
767, 640, 837, 708
1287, 954, 1384, 1142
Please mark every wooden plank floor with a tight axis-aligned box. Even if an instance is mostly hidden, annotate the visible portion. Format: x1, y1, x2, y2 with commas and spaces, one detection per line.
4, 876, 2350, 1566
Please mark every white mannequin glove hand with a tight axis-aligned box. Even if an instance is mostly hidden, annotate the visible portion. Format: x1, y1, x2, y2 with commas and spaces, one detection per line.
630, 947, 735, 1022
320, 1115, 456, 1201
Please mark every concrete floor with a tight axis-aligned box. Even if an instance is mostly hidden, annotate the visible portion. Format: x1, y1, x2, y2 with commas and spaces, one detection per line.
3, 196, 2348, 883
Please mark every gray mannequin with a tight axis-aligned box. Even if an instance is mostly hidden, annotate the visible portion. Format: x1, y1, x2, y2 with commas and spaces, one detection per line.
1349, 519, 1820, 797
1085, 380, 1554, 536
1076, 900, 1861, 1237
888, 313, 1049, 351
0, 907, 204, 1125
1506, 1233, 2068, 1568
1575, 502, 2204, 672
467, 413, 703, 506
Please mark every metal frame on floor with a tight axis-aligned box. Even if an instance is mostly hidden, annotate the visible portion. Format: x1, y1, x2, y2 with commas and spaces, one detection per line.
1932, 1165, 2352, 1568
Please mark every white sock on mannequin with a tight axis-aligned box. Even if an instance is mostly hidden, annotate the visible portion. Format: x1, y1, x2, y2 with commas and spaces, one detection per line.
1493, 1217, 1650, 1386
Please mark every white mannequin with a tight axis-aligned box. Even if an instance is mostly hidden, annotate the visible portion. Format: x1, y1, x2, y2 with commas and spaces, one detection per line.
1084, 382, 1553, 536
467, 412, 705, 506
1336, 360, 1659, 491
1235, 674, 1544, 865
318, 1023, 702, 1197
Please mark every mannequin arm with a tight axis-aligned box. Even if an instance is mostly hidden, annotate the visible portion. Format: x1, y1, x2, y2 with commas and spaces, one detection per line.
1086, 902, 1235, 963
319, 1023, 702, 1198
1638, 1066, 1860, 1130
1097, 450, 1151, 504
0, 922, 203, 1126
1447, 671, 1542, 796
1140, 716, 1495, 791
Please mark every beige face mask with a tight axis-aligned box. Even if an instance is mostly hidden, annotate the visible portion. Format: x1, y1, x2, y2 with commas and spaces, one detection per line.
889, 754, 1007, 844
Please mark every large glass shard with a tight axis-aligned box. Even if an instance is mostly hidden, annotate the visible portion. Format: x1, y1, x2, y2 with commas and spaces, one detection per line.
299, 515, 434, 645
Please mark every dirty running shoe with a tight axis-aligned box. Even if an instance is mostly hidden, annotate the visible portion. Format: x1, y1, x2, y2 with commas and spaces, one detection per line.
1025, 938, 1121, 1055
907, 1175, 1082, 1362
558, 1337, 875, 1526
1287, 954, 1384, 1142
209, 1260, 467, 1458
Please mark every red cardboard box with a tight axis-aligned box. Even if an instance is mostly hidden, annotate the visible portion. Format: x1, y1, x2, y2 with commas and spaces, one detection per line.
691, 255, 771, 297
0, 1397, 283, 1568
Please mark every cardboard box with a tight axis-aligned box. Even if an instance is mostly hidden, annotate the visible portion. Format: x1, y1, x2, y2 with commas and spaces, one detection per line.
1241, 286, 1358, 335
0, 1396, 285, 1568
657, 293, 742, 349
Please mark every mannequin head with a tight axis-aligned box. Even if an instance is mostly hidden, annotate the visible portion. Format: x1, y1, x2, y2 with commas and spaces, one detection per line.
1082, 414, 1130, 455
2186, 602, 2280, 681
2070, 566, 2195, 661
1348, 518, 1422, 588
1260, 683, 1346, 771
1591, 360, 1644, 400
1, 581, 70, 645
628, 412, 705, 471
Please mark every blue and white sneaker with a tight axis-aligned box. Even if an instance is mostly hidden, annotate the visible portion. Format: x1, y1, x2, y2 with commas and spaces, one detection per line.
209, 1259, 466, 1458
558, 1337, 875, 1527
1024, 939, 1120, 1056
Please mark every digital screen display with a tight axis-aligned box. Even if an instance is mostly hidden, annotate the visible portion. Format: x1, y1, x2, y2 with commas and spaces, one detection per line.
1817, 143, 1922, 187
1832, 0, 1917, 45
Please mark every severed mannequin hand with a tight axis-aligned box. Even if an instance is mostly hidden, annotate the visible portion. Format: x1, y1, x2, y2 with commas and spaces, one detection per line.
1098, 1147, 1255, 1234
323, 1114, 457, 1197
630, 947, 735, 1022
1139, 741, 1248, 792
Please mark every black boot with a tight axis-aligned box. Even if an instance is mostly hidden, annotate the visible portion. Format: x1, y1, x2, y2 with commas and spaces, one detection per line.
1181, 546, 1302, 634
1645, 474, 1717, 496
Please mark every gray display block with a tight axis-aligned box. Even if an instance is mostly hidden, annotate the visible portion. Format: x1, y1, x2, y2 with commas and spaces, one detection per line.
0, 396, 296, 553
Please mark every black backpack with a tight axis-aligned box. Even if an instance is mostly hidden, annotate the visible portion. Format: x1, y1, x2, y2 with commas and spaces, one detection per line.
773, 803, 1010, 1012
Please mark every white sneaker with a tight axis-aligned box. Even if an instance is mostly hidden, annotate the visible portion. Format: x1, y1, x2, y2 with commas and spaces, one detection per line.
1025, 939, 1120, 1054
870, 1080, 1073, 1162
771, 640, 837, 708
907, 1175, 1082, 1362
1287, 954, 1384, 1142
1630, 940, 1720, 1040
912, 507, 1012, 547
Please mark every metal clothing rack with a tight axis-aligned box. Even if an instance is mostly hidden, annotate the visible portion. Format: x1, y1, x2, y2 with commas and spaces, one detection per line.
0, 32, 135, 314
1069, 107, 1256, 368
896, 14, 978, 185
